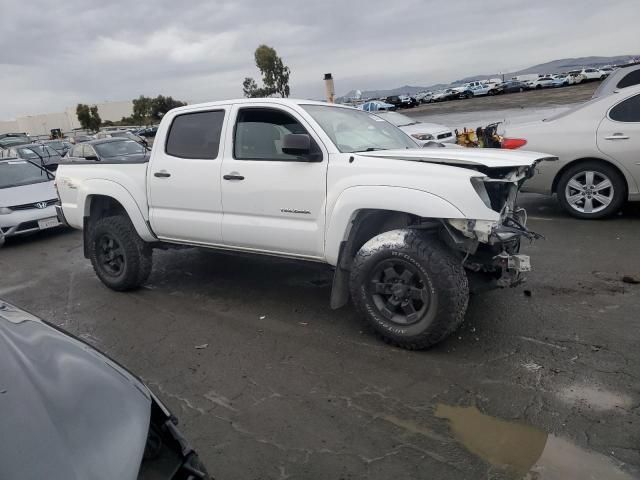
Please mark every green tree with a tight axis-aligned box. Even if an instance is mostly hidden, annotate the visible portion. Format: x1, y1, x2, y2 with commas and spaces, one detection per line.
150, 95, 187, 122
76, 103, 101, 132
242, 45, 291, 98
132, 95, 154, 124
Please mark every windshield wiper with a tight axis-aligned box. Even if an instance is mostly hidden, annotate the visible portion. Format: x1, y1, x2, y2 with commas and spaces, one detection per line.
355, 147, 388, 152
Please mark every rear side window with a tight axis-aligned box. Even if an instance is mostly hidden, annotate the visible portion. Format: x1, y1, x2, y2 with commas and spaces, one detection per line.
609, 94, 640, 122
617, 69, 640, 89
165, 110, 225, 159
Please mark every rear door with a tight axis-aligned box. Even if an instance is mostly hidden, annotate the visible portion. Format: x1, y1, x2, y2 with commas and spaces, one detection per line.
597, 93, 640, 191
148, 107, 228, 244
219, 104, 328, 258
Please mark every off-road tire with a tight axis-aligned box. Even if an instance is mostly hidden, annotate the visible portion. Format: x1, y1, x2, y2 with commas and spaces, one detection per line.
88, 215, 152, 291
349, 229, 468, 350
556, 161, 626, 219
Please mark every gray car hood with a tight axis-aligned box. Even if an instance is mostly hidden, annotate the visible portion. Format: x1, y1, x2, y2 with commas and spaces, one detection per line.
0, 301, 151, 480
361, 148, 557, 168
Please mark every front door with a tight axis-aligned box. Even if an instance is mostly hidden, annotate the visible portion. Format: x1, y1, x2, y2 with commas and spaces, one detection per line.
597, 92, 640, 191
148, 107, 228, 244
220, 104, 328, 258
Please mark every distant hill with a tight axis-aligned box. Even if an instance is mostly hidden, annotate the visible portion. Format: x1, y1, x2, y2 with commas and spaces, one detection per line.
339, 54, 639, 100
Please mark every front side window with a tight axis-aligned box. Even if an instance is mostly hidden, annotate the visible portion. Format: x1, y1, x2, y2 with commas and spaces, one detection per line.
234, 108, 320, 161
302, 105, 418, 153
609, 94, 640, 122
165, 110, 225, 159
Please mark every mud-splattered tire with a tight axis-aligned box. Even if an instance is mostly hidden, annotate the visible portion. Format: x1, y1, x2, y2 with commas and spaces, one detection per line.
88, 215, 152, 291
349, 229, 469, 350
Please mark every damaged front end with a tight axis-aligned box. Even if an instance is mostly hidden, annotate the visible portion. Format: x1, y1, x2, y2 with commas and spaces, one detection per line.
443, 165, 544, 290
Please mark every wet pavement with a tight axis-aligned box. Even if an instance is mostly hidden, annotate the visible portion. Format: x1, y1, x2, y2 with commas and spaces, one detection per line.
1, 193, 639, 479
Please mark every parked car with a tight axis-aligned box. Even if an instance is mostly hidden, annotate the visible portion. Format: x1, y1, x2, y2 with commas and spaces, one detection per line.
470, 84, 491, 96
56, 98, 553, 350
0, 132, 30, 143
415, 91, 433, 103
579, 68, 606, 81
432, 89, 458, 102
0, 299, 211, 478
551, 75, 572, 87
499, 80, 527, 94
358, 100, 396, 112
592, 63, 640, 99
527, 77, 554, 89
1, 144, 62, 171
0, 136, 31, 150
70, 134, 94, 144
65, 138, 149, 163
501, 84, 640, 219
567, 71, 586, 84
0, 158, 61, 245
41, 139, 72, 156
375, 111, 455, 144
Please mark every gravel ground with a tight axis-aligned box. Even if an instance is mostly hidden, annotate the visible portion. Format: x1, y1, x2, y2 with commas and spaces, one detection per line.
1, 190, 639, 479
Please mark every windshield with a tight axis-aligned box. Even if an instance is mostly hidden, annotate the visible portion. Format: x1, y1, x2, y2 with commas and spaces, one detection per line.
0, 138, 29, 149
0, 160, 52, 189
301, 105, 418, 153
94, 140, 145, 158
18, 145, 60, 159
376, 111, 418, 127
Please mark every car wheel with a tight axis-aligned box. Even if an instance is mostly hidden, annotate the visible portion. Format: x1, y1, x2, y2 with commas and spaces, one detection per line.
556, 161, 626, 219
536, 84, 542, 89
88, 215, 153, 290
519, 87, 524, 92
349, 229, 468, 350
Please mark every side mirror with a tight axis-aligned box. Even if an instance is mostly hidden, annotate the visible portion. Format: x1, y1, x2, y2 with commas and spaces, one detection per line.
282, 133, 311, 156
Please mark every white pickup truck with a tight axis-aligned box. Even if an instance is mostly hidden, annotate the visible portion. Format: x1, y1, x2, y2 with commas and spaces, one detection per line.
55, 98, 554, 349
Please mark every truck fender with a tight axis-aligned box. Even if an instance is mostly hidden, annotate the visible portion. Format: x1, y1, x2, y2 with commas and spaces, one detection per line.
324, 186, 465, 266
79, 179, 156, 242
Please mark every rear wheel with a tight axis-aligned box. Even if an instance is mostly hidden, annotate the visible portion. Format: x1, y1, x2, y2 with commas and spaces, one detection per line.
349, 230, 468, 350
88, 215, 152, 290
556, 161, 626, 219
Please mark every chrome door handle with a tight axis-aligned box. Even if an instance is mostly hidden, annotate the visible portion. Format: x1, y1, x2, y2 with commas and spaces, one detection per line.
604, 134, 629, 140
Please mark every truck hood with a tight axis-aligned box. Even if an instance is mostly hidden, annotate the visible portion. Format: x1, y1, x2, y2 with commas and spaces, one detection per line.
0, 180, 57, 207
360, 148, 557, 169
0, 301, 151, 480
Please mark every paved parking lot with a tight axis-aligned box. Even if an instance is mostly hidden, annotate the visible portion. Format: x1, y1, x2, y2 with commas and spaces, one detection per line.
1, 193, 639, 479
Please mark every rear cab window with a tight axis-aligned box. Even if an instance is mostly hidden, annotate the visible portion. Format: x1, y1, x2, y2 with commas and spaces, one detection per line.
165, 110, 225, 159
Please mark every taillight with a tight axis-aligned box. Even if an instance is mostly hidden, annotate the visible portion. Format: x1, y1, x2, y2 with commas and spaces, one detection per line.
502, 137, 527, 149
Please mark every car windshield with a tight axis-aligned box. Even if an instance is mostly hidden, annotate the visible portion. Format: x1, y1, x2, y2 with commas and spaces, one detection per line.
0, 160, 51, 189
17, 145, 59, 159
0, 138, 29, 149
376, 112, 419, 127
94, 140, 145, 158
302, 105, 418, 153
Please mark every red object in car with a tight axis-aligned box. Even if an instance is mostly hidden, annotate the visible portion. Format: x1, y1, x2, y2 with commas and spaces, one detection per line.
502, 138, 527, 149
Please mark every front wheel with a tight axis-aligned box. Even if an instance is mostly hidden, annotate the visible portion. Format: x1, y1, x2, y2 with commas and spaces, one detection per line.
349, 230, 468, 350
556, 161, 626, 219
88, 215, 153, 290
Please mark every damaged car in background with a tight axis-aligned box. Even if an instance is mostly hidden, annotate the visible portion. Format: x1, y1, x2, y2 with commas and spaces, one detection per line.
0, 300, 211, 480
55, 99, 555, 349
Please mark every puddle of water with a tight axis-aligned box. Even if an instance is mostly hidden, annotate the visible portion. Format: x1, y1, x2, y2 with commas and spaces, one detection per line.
435, 404, 634, 479
559, 385, 632, 411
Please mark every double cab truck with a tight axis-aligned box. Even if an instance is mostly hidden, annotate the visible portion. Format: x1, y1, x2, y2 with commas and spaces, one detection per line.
55, 99, 554, 349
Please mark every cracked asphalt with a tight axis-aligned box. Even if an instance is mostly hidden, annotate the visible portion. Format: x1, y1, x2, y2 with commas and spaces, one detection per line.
1, 193, 639, 479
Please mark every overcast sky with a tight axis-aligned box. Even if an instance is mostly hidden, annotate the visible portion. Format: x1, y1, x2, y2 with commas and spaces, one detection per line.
1, 0, 638, 120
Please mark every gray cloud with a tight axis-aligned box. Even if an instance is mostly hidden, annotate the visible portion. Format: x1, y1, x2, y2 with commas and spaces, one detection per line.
1, 0, 638, 119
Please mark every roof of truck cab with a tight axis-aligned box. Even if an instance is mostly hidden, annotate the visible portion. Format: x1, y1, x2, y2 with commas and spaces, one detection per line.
169, 98, 353, 114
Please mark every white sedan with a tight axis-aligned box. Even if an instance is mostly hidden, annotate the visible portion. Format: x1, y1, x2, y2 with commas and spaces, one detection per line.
375, 111, 455, 144
527, 77, 554, 89
502, 84, 640, 218
0, 158, 61, 245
